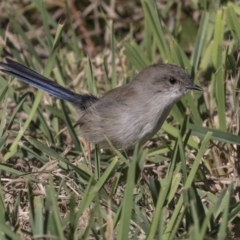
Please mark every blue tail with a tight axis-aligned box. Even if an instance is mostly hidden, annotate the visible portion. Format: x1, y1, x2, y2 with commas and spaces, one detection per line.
0, 58, 98, 109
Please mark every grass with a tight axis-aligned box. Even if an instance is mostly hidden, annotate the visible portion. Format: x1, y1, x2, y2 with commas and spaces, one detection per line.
0, 0, 240, 239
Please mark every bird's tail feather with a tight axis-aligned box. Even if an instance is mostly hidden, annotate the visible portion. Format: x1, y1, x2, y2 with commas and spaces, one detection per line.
0, 58, 98, 109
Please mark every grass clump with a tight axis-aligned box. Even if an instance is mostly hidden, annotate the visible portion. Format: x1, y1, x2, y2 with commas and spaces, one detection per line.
0, 0, 240, 239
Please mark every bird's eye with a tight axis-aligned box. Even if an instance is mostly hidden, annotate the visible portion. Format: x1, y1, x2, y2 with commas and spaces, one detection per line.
169, 78, 177, 85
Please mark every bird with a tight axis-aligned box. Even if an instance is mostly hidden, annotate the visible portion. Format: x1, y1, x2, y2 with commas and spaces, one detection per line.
0, 58, 202, 151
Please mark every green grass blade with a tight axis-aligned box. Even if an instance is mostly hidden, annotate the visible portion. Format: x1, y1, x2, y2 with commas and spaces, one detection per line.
191, 12, 210, 73
188, 123, 240, 145
4, 23, 64, 160
117, 158, 137, 240
141, 0, 171, 62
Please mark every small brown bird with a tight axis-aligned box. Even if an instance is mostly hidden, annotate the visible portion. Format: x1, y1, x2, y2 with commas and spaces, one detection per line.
0, 58, 202, 150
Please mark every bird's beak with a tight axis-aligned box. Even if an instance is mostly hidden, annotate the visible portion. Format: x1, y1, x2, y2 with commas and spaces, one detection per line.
187, 83, 202, 91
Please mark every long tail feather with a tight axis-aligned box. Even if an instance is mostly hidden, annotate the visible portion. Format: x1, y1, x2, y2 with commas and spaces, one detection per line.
0, 58, 98, 109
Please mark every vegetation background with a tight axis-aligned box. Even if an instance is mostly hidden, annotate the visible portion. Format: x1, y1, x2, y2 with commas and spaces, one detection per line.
0, 0, 240, 239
